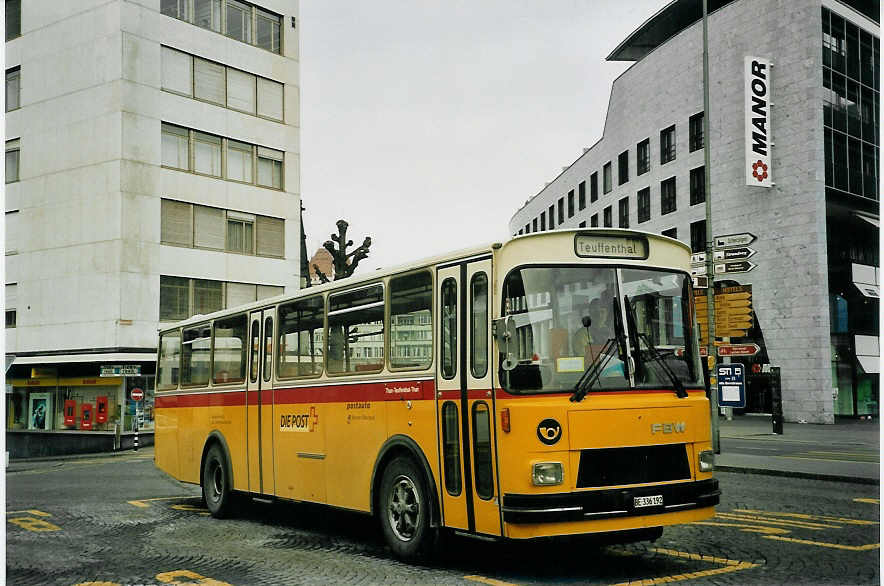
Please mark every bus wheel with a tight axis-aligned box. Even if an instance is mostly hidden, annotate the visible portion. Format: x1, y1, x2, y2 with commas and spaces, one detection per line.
202, 444, 233, 518
379, 456, 432, 559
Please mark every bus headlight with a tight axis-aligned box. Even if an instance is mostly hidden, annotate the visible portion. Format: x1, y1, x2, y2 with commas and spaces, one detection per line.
532, 462, 564, 486
698, 450, 715, 472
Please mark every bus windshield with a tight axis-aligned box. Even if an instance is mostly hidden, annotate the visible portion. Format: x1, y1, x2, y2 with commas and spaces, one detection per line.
501, 266, 703, 394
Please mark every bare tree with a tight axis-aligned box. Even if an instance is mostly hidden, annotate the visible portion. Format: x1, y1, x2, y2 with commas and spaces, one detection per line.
312, 220, 372, 283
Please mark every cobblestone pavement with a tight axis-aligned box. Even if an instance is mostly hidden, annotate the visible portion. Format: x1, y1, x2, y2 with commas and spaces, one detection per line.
6, 452, 880, 585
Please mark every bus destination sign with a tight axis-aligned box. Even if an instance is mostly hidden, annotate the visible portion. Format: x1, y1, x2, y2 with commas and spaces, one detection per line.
574, 235, 648, 260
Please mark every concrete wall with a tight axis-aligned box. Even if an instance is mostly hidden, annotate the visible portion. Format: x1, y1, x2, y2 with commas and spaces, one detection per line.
509, 0, 871, 423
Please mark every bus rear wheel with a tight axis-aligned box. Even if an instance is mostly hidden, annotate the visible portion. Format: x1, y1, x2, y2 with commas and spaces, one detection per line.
202, 444, 234, 518
379, 456, 433, 559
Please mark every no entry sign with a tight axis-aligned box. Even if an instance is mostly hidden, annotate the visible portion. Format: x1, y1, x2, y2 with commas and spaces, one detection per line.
130, 388, 144, 401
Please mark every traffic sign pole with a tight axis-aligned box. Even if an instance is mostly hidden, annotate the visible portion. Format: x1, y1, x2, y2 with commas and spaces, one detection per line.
702, 0, 719, 454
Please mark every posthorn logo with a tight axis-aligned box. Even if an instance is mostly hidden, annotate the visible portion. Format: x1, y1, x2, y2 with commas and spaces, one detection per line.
537, 418, 562, 445
751, 160, 768, 182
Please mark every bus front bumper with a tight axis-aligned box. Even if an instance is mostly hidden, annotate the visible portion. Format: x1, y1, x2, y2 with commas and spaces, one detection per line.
502, 478, 719, 524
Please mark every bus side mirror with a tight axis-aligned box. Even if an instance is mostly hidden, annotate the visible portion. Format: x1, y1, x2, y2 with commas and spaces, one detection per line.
493, 316, 518, 371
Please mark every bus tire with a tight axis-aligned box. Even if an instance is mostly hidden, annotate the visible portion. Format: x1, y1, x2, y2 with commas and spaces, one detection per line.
378, 456, 433, 559
202, 444, 234, 519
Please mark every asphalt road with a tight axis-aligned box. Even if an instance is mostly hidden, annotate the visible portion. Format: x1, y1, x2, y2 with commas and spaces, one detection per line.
6, 449, 880, 585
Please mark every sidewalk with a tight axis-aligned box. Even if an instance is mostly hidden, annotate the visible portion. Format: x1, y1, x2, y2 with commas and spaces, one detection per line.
6, 446, 154, 474
717, 415, 880, 484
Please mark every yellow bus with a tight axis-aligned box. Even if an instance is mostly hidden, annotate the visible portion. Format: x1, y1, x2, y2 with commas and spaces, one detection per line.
155, 229, 718, 558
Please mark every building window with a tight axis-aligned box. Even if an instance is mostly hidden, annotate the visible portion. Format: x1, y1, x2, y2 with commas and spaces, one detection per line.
532, 218, 538, 232
162, 123, 285, 190
225, 0, 252, 44
618, 197, 629, 228
548, 205, 555, 229
5, 283, 16, 328
590, 214, 598, 227
661, 177, 676, 215
660, 125, 676, 164
162, 199, 284, 258
160, 275, 282, 321
689, 112, 704, 152
603, 162, 612, 193
579, 221, 586, 228
227, 212, 255, 254
194, 57, 225, 105
5, 139, 20, 184
557, 197, 564, 224
161, 123, 190, 170
690, 220, 706, 253
227, 68, 257, 114
637, 138, 650, 175
618, 150, 629, 186
6, 0, 21, 41
540, 212, 546, 231
567, 190, 575, 217
690, 166, 706, 205
662, 227, 677, 239
590, 172, 598, 202
637, 187, 650, 223
603, 205, 612, 228
578, 181, 586, 210
162, 0, 281, 54
6, 67, 20, 112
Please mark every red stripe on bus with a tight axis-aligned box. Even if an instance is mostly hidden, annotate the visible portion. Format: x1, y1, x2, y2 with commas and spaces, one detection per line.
155, 392, 246, 409
494, 388, 708, 399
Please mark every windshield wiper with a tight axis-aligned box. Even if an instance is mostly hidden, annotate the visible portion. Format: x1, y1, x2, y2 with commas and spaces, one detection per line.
570, 337, 617, 403
624, 295, 687, 398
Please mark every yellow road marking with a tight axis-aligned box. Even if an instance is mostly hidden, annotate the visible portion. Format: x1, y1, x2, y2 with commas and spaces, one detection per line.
779, 454, 879, 464
692, 521, 789, 535
734, 509, 879, 526
74, 582, 121, 586
763, 535, 880, 551
155, 569, 232, 585
854, 498, 879, 505
609, 548, 759, 585
11, 455, 153, 476
171, 504, 210, 516
128, 495, 202, 508
8, 516, 61, 532
716, 512, 838, 530
465, 575, 518, 586
6, 509, 51, 516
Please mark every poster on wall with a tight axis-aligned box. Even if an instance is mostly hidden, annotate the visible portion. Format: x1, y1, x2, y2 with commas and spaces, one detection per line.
28, 392, 52, 430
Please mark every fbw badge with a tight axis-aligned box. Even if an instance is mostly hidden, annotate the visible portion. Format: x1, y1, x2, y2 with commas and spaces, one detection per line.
537, 418, 562, 445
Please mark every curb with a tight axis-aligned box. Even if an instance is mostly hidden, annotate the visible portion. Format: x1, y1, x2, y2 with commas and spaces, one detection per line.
716, 464, 879, 486
8, 446, 153, 466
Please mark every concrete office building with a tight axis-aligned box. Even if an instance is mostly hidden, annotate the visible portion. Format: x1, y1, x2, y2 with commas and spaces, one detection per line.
509, 0, 878, 423
5, 0, 300, 454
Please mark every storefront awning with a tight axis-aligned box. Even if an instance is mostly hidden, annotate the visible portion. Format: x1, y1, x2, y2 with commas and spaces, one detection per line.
10, 352, 156, 366
854, 282, 880, 298
857, 356, 880, 374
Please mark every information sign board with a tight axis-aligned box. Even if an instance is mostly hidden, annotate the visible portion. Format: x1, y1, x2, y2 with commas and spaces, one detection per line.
717, 363, 746, 408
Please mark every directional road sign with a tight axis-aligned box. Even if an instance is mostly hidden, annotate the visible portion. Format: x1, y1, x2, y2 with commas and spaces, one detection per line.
715, 233, 756, 248
713, 247, 756, 261
718, 343, 761, 357
714, 260, 756, 274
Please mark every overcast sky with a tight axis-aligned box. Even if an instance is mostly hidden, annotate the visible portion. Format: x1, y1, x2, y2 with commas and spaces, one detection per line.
299, 0, 665, 272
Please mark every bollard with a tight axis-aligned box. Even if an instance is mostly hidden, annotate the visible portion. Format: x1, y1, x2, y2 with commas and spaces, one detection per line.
769, 366, 783, 435
114, 423, 121, 451
134, 422, 139, 452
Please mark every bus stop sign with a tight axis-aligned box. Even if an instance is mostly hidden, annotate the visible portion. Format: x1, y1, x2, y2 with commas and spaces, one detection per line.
717, 363, 745, 408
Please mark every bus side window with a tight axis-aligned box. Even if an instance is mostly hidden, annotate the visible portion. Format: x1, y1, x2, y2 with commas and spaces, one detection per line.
327, 284, 385, 375
212, 314, 248, 384
441, 278, 457, 379
441, 401, 461, 495
263, 315, 273, 382
470, 272, 488, 378
250, 319, 260, 384
390, 271, 433, 370
472, 402, 493, 500
278, 296, 324, 378
158, 330, 181, 389
182, 325, 211, 386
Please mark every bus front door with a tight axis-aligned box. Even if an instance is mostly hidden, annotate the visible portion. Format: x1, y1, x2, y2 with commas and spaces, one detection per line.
436, 259, 501, 538
247, 310, 275, 496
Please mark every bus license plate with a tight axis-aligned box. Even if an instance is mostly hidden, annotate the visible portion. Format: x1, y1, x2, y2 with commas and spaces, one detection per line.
634, 495, 663, 508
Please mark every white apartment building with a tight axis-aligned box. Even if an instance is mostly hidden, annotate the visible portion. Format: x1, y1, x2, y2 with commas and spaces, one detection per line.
510, 0, 878, 424
5, 0, 300, 455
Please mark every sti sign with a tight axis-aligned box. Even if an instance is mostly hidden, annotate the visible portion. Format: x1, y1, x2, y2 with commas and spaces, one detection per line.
745, 56, 772, 188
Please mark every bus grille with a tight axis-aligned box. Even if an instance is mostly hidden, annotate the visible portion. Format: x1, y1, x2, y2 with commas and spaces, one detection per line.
576, 444, 691, 488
